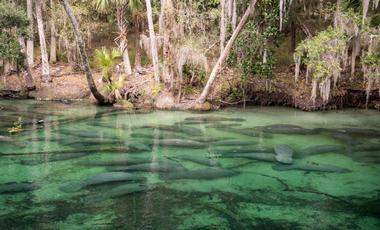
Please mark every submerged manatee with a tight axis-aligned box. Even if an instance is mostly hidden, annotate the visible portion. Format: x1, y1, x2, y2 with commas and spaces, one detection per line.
189, 136, 227, 143
171, 155, 220, 166
0, 135, 26, 147
185, 116, 245, 122
212, 139, 257, 147
159, 139, 207, 148
20, 152, 89, 165
329, 133, 361, 146
60, 172, 145, 193
272, 162, 351, 173
211, 146, 274, 155
216, 127, 272, 138
160, 168, 238, 180
274, 144, 294, 164
78, 158, 175, 167
0, 182, 39, 194
219, 152, 276, 162
107, 162, 187, 172
260, 124, 315, 135
350, 144, 380, 152
297, 145, 345, 158
107, 183, 148, 198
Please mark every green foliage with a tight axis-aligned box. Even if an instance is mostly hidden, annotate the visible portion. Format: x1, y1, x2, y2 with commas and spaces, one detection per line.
295, 27, 347, 80
151, 83, 163, 97
0, 32, 22, 61
7, 117, 24, 134
95, 47, 122, 80
227, 0, 280, 81
104, 76, 125, 99
0, 2, 29, 35
0, 1, 29, 61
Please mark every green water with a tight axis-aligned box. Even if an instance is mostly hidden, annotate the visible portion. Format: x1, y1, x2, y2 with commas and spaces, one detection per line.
0, 100, 379, 229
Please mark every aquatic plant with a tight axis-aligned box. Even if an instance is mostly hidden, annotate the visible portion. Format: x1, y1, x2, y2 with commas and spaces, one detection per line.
7, 117, 24, 134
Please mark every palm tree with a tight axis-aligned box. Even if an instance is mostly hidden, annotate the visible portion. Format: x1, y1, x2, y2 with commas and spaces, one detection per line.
35, 0, 51, 82
60, 0, 110, 105
93, 0, 133, 75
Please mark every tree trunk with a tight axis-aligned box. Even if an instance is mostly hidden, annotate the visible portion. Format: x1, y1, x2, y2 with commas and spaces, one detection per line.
290, 20, 296, 52
60, 0, 109, 105
49, 0, 57, 64
18, 37, 36, 91
145, 0, 160, 83
35, 0, 51, 82
197, 0, 257, 104
134, 35, 142, 69
26, 0, 34, 66
122, 45, 132, 75
116, 5, 132, 75
220, 0, 226, 54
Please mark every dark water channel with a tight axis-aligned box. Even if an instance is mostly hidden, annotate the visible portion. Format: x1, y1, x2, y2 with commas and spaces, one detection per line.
0, 100, 379, 229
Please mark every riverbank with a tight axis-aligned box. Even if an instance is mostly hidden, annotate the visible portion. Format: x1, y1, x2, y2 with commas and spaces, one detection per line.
1, 63, 379, 111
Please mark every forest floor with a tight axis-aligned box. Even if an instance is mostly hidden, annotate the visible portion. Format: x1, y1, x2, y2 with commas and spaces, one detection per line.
1, 62, 379, 111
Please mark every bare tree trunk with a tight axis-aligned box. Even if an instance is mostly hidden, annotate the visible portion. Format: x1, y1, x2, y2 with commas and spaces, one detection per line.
197, 0, 257, 104
60, 0, 109, 105
35, 0, 51, 82
290, 20, 296, 52
232, 0, 237, 30
49, 0, 57, 64
134, 35, 142, 69
145, 0, 160, 83
220, 0, 226, 54
18, 37, 36, 91
26, 0, 34, 66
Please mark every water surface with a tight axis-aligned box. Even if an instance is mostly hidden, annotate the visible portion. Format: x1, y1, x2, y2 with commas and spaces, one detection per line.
0, 100, 379, 229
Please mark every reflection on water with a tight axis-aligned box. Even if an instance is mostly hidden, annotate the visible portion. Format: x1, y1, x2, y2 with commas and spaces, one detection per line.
0, 100, 380, 229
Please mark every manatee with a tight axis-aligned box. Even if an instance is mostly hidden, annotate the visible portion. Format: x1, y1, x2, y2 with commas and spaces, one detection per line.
334, 128, 380, 137
350, 156, 380, 164
212, 139, 257, 147
329, 133, 361, 146
211, 146, 274, 155
20, 152, 89, 165
0, 135, 14, 143
0, 182, 39, 194
171, 155, 220, 166
350, 144, 380, 152
59, 139, 123, 147
107, 162, 187, 172
260, 124, 315, 135
216, 127, 272, 138
78, 158, 175, 167
297, 145, 345, 158
189, 136, 226, 143
160, 168, 238, 180
185, 116, 245, 122
0, 135, 26, 147
107, 183, 148, 198
274, 144, 294, 164
133, 124, 202, 136
206, 123, 243, 128
159, 139, 207, 148
56, 129, 104, 139
219, 152, 276, 162
60, 172, 145, 193
272, 162, 351, 173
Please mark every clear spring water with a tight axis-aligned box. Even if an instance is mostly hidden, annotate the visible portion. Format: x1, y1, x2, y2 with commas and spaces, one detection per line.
0, 100, 379, 229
